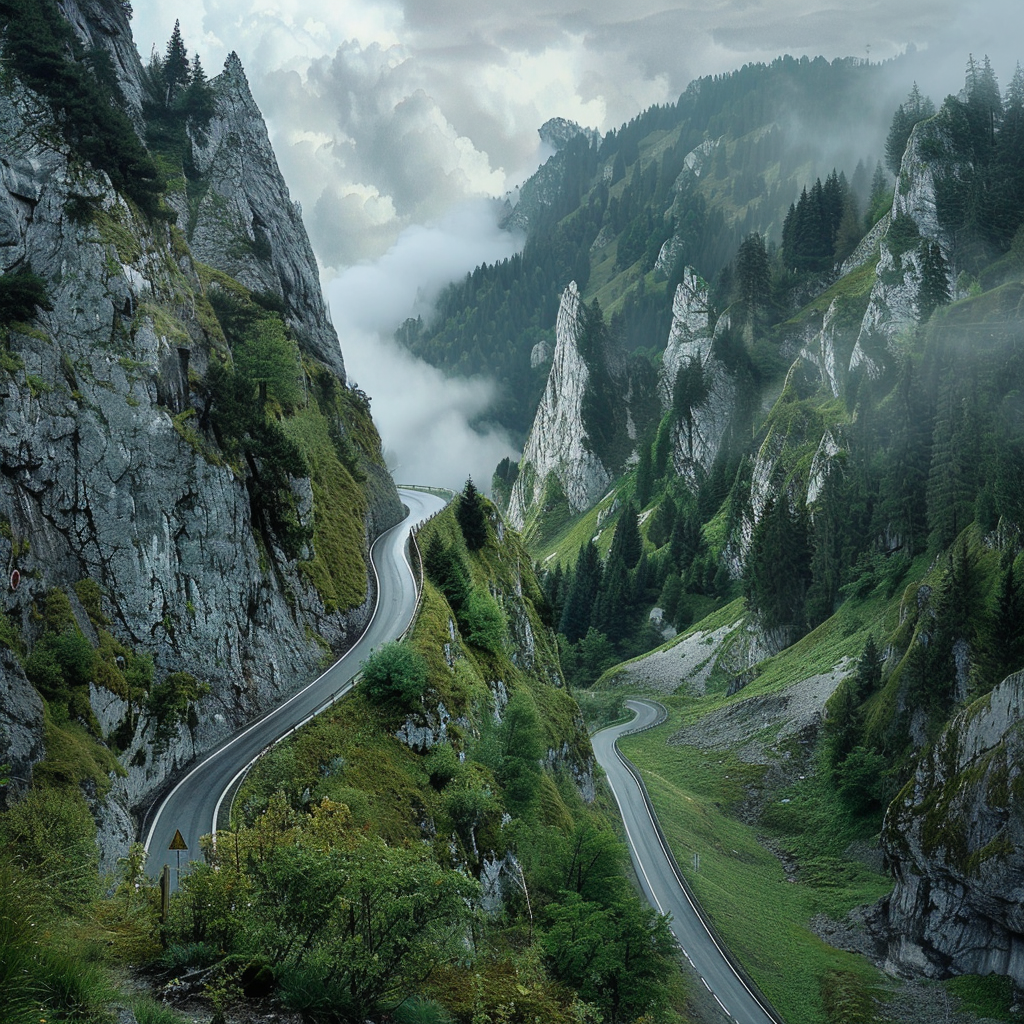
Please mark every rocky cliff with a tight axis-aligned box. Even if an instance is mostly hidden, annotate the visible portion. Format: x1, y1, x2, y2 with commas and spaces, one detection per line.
507, 282, 612, 528
849, 111, 964, 376
0, 0, 401, 865
880, 670, 1024, 984
177, 53, 346, 381
659, 268, 737, 484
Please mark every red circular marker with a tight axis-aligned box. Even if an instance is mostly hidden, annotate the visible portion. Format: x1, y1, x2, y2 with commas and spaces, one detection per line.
9, 569, 19, 590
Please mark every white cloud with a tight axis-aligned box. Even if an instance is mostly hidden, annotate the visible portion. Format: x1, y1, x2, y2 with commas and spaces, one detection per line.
325, 201, 523, 491
127, 0, 1024, 487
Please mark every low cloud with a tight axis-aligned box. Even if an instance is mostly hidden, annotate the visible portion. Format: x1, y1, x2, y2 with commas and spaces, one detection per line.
325, 200, 523, 492
129, 0, 1013, 276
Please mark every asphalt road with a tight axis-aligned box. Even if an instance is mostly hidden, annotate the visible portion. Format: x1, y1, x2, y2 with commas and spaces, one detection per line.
592, 699, 781, 1024
142, 487, 446, 882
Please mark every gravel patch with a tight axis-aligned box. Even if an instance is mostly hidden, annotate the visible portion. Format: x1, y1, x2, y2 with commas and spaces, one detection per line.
607, 624, 736, 695
669, 659, 854, 760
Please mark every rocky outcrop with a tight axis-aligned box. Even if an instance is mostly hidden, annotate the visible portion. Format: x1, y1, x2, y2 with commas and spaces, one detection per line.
58, 0, 147, 127
880, 671, 1024, 985
659, 268, 736, 484
0, 648, 44, 808
538, 117, 600, 153
177, 54, 346, 381
507, 282, 611, 527
502, 122, 598, 234
801, 298, 844, 397
849, 114, 966, 376
0, 12, 400, 865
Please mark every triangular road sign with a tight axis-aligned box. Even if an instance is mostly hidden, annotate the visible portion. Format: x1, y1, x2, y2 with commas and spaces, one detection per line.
169, 828, 189, 851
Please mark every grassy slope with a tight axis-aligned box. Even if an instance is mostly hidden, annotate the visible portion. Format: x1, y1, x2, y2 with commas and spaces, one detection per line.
613, 596, 894, 1024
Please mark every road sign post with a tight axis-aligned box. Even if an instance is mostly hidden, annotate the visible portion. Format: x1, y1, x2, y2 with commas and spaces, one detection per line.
169, 828, 188, 886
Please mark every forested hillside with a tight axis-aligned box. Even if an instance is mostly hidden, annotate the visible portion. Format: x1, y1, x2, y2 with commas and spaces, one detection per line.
398, 55, 913, 439
401, 45, 1024, 1020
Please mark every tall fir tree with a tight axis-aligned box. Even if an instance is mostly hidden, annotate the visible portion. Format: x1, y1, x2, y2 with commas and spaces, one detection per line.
456, 477, 488, 550
609, 501, 642, 570
162, 20, 190, 103
559, 542, 602, 643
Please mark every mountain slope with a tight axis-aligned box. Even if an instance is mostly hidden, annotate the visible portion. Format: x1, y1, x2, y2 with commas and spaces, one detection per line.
0, 0, 401, 867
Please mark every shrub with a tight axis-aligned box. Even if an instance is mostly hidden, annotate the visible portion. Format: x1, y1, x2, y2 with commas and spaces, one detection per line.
0, 267, 52, 327
361, 642, 429, 708
463, 589, 506, 654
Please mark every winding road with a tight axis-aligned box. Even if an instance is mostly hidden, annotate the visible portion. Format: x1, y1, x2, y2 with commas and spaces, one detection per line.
592, 699, 781, 1024
142, 487, 446, 882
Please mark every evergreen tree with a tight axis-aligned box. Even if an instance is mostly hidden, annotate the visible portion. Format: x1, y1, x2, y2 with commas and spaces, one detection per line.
916, 240, 951, 321
806, 466, 845, 627
652, 416, 674, 479
876, 356, 930, 555
423, 534, 471, 614
823, 679, 860, 771
990, 63, 1024, 247
609, 501, 642, 570
734, 232, 771, 335
866, 161, 892, 228
743, 494, 811, 636
673, 358, 709, 463
994, 564, 1024, 680
926, 367, 980, 551
647, 492, 677, 548
594, 551, 632, 645
559, 542, 602, 643
853, 634, 883, 702
162, 20, 190, 103
635, 442, 654, 508
456, 478, 488, 550
885, 83, 935, 175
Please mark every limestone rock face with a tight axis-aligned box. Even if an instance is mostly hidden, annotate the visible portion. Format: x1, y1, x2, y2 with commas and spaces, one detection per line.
849, 115, 965, 375
0, 20, 399, 864
507, 282, 611, 528
659, 269, 736, 484
880, 671, 1024, 984
0, 648, 44, 808
801, 298, 844, 397
179, 54, 346, 381
58, 0, 147, 127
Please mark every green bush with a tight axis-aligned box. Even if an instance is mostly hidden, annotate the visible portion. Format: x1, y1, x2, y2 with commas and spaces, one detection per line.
147, 671, 209, 744
361, 642, 430, 708
463, 589, 506, 654
0, 267, 52, 327
0, 788, 99, 913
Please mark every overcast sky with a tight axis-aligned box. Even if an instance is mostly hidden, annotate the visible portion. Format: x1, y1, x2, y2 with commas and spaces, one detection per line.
130, 0, 1022, 489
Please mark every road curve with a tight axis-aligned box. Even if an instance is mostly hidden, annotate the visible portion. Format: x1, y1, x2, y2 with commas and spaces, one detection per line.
142, 487, 446, 881
592, 699, 781, 1024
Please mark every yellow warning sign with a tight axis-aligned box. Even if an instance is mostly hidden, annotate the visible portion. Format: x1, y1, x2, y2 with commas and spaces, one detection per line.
169, 829, 189, 851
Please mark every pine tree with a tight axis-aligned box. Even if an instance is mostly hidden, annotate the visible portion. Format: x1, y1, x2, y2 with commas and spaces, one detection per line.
886, 83, 936, 175
990, 63, 1024, 247
559, 542, 602, 643
852, 635, 883, 702
866, 161, 892, 228
916, 240, 951, 321
163, 20, 190, 103
594, 551, 632, 644
609, 501, 642, 570
635, 442, 654, 509
652, 416, 673, 480
456, 478, 488, 550
734, 232, 771, 335
994, 564, 1024, 680
743, 494, 811, 636
647, 492, 677, 548
926, 367, 980, 551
